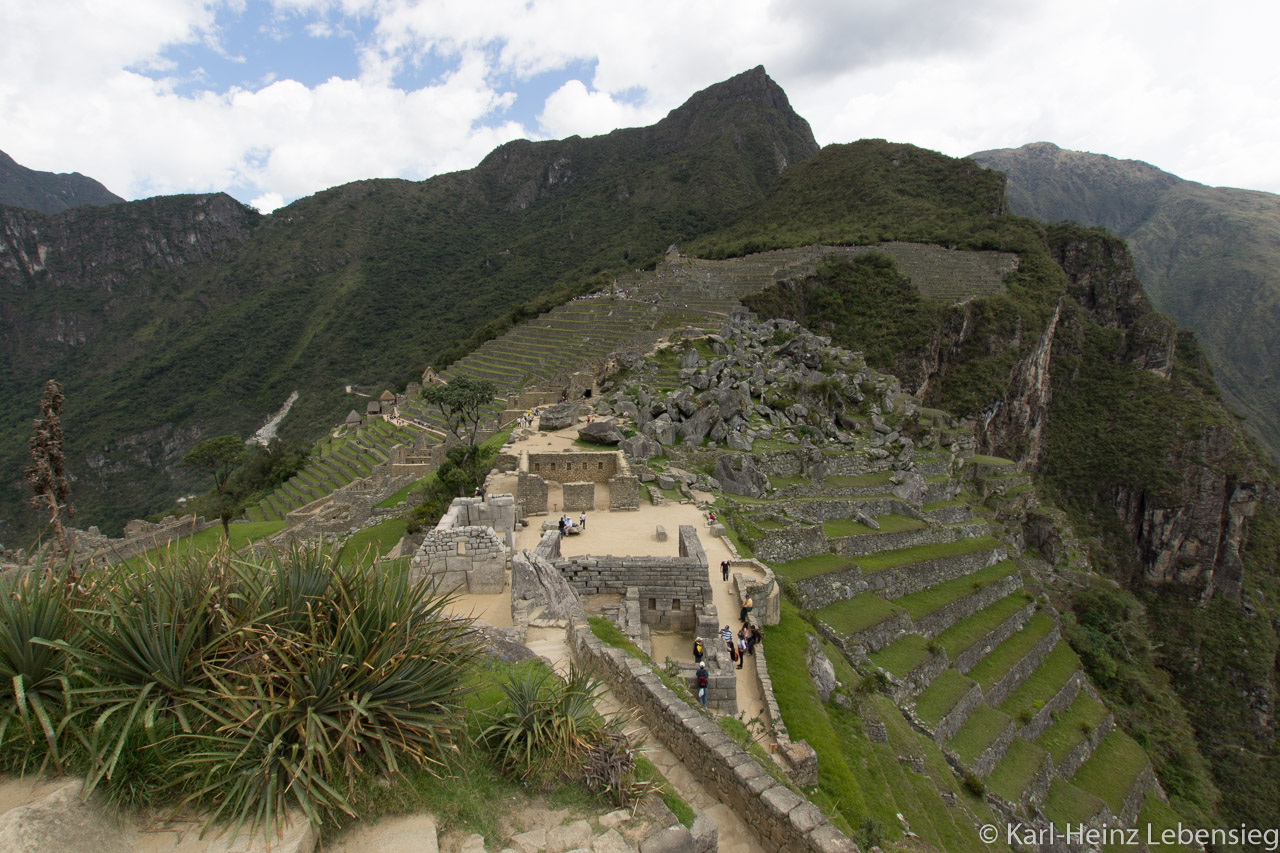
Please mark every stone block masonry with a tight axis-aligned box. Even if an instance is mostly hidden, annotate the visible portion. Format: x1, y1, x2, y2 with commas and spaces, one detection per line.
562, 481, 595, 511
553, 524, 710, 632
527, 451, 619, 483
566, 616, 857, 853
410, 495, 515, 594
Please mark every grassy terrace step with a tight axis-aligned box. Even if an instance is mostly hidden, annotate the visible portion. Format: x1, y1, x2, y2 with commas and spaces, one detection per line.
822, 470, 895, 488
774, 535, 1002, 581
856, 535, 1001, 574
1042, 779, 1107, 829
1070, 730, 1149, 816
893, 559, 1019, 622
933, 590, 1034, 660
822, 514, 926, 537
965, 611, 1056, 690
998, 642, 1082, 725
986, 738, 1048, 802
870, 633, 932, 679
1035, 691, 1109, 766
948, 705, 1013, 767
1132, 792, 1196, 853
244, 504, 267, 523
914, 669, 975, 728
813, 593, 905, 637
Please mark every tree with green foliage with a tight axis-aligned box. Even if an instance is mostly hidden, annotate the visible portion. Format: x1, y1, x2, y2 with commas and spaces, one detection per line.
24, 380, 75, 558
421, 377, 497, 446
183, 435, 248, 539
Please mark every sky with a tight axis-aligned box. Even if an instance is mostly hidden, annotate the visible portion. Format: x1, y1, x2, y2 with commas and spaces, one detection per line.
3, 0, 1277, 213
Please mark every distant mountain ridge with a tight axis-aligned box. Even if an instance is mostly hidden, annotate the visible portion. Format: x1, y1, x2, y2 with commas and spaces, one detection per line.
0, 149, 124, 213
970, 142, 1280, 462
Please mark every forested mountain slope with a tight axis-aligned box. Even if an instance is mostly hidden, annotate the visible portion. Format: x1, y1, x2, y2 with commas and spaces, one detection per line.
0, 66, 819, 541
971, 142, 1280, 464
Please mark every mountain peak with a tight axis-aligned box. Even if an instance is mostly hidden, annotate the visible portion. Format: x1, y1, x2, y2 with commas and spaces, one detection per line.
660, 67, 818, 154
0, 149, 124, 214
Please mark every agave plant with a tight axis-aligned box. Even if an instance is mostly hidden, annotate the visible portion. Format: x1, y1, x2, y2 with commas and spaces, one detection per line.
0, 563, 77, 770
61, 549, 260, 791
169, 553, 478, 836
482, 663, 614, 782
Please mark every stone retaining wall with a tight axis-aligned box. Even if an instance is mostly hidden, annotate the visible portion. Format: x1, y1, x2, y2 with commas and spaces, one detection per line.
924, 505, 973, 524
913, 572, 1023, 639
1017, 671, 1084, 741
753, 524, 827, 563
972, 718, 1017, 779
796, 545, 1006, 610
1056, 709, 1114, 780
566, 618, 856, 853
953, 600, 1036, 673
884, 651, 948, 704
934, 680, 984, 741
983, 624, 1061, 708
833, 522, 986, 558
751, 644, 818, 786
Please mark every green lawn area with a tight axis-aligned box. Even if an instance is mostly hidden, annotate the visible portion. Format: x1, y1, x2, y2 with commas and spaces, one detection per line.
823, 471, 895, 489
967, 455, 1015, 466
823, 514, 927, 537
1034, 691, 1109, 764
855, 535, 1001, 574
870, 633, 931, 678
933, 590, 1034, 659
813, 594, 905, 636
1130, 792, 1196, 853
914, 670, 975, 727
894, 559, 1019, 621
985, 738, 1047, 802
1071, 730, 1149, 814
132, 520, 286, 564
774, 552, 854, 581
336, 517, 409, 565
998, 642, 1082, 725
965, 611, 1055, 690
947, 705, 1012, 766
1042, 779, 1107, 828
768, 475, 810, 488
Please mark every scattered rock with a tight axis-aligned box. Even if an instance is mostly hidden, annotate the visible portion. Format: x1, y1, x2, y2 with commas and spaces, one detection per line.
714, 454, 768, 499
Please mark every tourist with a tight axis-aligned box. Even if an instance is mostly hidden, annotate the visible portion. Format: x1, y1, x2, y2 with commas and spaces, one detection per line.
693, 637, 705, 664
745, 625, 758, 656
696, 663, 709, 707
721, 559, 730, 581
579, 511, 587, 530
720, 624, 735, 662
736, 633, 748, 669
739, 595, 754, 624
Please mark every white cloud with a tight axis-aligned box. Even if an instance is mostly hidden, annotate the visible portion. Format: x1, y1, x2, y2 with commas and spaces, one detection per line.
2, 0, 1278, 208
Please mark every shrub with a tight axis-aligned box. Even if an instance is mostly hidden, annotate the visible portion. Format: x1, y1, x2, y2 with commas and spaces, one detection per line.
962, 770, 986, 797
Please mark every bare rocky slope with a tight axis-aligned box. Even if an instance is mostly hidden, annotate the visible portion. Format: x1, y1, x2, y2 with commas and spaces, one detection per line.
0, 149, 124, 214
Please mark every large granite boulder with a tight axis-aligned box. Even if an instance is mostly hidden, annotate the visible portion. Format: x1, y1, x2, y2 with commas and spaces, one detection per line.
538, 401, 580, 431
714, 454, 769, 499
577, 419, 625, 444
805, 633, 837, 703
620, 434, 662, 460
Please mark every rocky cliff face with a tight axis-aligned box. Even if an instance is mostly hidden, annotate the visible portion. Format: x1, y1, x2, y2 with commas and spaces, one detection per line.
980, 227, 1273, 600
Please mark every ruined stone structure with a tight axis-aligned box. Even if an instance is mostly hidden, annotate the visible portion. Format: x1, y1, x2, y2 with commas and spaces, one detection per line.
282, 471, 415, 538
68, 515, 216, 567
410, 495, 518, 594
515, 450, 640, 514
